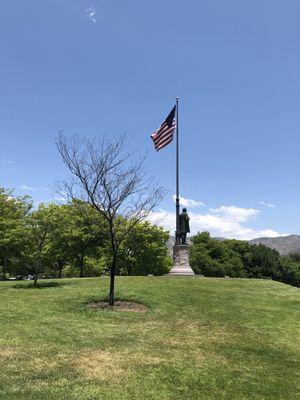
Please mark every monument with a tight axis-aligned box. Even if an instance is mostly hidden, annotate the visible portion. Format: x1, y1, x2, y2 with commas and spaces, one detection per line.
168, 207, 194, 276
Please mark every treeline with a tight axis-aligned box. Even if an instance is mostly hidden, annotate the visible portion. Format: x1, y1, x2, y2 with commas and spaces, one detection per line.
190, 232, 300, 287
0, 188, 171, 281
1, 188, 300, 287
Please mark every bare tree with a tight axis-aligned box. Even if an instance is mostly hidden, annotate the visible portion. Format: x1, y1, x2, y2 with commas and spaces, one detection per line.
56, 132, 165, 305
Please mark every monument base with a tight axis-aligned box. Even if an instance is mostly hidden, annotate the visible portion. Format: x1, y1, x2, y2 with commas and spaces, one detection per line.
168, 244, 195, 276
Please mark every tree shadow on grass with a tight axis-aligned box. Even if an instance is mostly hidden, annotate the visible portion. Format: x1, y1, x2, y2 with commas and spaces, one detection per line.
13, 281, 75, 290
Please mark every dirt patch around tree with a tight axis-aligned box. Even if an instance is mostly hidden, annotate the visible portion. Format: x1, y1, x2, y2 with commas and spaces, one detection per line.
88, 301, 149, 313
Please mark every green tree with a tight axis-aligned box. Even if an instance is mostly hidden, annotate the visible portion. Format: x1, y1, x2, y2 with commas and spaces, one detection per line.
44, 204, 72, 278
279, 254, 300, 287
0, 188, 32, 279
189, 232, 224, 276
190, 232, 246, 277
190, 232, 226, 276
28, 204, 55, 286
118, 221, 170, 276
248, 244, 282, 279
66, 201, 107, 278
44, 201, 107, 278
223, 239, 253, 273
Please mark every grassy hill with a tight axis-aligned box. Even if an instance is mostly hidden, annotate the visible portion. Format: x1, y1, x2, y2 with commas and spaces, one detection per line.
0, 277, 299, 400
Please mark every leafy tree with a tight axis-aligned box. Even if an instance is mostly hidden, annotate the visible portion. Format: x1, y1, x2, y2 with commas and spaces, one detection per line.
223, 239, 253, 273
190, 232, 300, 286
45, 201, 106, 278
248, 244, 283, 279
190, 232, 215, 275
190, 233, 223, 276
44, 204, 73, 278
0, 188, 32, 279
69, 200, 108, 277
190, 233, 247, 278
288, 253, 300, 263
279, 254, 300, 287
118, 221, 170, 276
28, 204, 55, 286
228, 257, 246, 277
66, 201, 107, 278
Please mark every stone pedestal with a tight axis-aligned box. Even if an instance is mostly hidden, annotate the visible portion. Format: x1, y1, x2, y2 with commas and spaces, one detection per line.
168, 244, 195, 276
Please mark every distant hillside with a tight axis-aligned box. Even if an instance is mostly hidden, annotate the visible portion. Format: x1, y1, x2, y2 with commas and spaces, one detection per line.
168, 234, 300, 255
249, 235, 300, 255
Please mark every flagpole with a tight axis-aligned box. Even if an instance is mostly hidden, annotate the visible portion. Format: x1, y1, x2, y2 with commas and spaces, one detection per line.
175, 96, 180, 245
169, 97, 194, 276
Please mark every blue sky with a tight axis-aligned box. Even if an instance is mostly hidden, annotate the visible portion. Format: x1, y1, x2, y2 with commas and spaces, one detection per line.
1, 0, 300, 239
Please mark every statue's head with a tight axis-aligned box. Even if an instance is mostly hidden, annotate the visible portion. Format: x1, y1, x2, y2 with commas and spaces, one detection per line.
182, 207, 187, 213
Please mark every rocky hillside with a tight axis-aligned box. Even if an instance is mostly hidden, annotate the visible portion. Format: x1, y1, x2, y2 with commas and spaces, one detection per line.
249, 235, 300, 255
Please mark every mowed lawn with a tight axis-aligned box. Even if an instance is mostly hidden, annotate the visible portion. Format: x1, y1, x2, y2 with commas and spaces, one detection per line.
0, 277, 299, 400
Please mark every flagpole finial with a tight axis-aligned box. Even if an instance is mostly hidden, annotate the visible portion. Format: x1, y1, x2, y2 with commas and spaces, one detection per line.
176, 96, 179, 100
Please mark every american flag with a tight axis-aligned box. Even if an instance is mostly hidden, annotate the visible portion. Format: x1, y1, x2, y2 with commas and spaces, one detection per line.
151, 106, 176, 151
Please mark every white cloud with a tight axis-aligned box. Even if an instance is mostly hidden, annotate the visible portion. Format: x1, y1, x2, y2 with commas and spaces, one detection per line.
1, 160, 13, 164
209, 205, 259, 222
259, 229, 284, 238
147, 209, 176, 234
258, 201, 276, 208
172, 195, 204, 208
147, 206, 286, 240
86, 6, 96, 23
20, 185, 48, 191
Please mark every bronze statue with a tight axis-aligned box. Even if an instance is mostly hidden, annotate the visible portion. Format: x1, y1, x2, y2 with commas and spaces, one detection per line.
179, 207, 190, 244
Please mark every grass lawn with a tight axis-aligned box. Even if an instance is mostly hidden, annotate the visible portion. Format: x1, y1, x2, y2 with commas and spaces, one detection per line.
0, 277, 299, 400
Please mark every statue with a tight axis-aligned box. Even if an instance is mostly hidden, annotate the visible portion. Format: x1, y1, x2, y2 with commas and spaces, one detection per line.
169, 207, 194, 275
179, 207, 190, 244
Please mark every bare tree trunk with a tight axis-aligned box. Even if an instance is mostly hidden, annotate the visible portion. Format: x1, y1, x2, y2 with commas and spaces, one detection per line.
109, 252, 117, 306
127, 264, 133, 276
108, 226, 117, 306
34, 252, 41, 287
58, 261, 64, 278
34, 260, 39, 287
2, 255, 8, 280
79, 255, 84, 278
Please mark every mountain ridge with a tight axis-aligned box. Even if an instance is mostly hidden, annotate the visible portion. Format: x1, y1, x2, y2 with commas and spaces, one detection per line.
249, 234, 300, 255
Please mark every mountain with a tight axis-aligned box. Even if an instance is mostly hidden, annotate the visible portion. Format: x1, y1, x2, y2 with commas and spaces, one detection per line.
167, 234, 300, 255
249, 235, 300, 255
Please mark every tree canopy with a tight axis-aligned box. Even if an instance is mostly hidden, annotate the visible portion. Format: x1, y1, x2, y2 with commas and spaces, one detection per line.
1, 189, 299, 288
0, 188, 171, 283
190, 232, 300, 287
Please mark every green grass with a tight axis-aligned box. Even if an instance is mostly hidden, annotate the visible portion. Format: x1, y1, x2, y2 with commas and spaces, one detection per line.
0, 277, 299, 400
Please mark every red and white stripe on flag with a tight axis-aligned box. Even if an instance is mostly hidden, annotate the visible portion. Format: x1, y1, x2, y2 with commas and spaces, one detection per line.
151, 106, 176, 151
